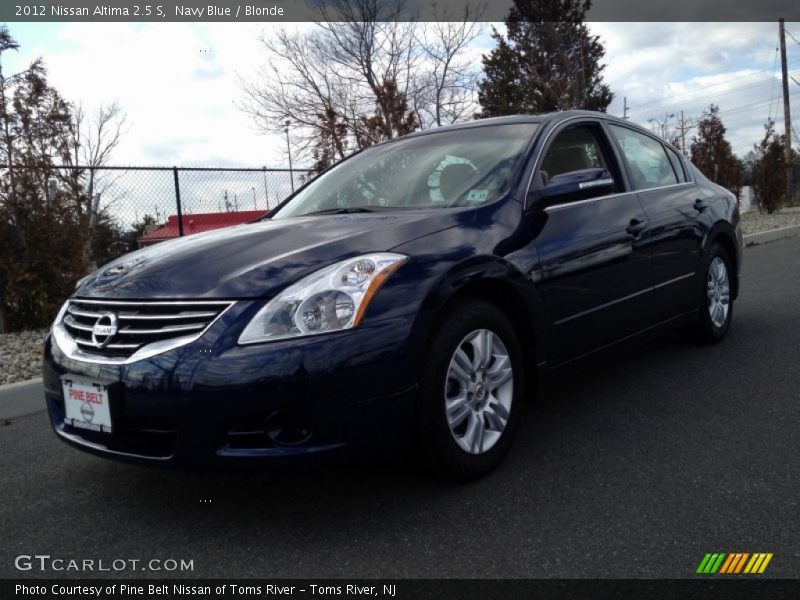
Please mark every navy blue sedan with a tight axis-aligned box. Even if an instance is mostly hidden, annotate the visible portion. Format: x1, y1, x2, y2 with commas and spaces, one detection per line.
43, 111, 742, 480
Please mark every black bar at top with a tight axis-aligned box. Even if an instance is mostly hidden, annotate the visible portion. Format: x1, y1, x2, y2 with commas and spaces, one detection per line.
2, 0, 799, 22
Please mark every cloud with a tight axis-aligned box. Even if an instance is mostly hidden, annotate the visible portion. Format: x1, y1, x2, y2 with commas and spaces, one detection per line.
4, 20, 799, 170
589, 22, 799, 155
7, 22, 287, 167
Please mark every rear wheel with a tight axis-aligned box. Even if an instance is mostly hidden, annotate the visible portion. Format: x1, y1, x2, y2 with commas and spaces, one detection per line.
677, 243, 733, 344
417, 300, 524, 481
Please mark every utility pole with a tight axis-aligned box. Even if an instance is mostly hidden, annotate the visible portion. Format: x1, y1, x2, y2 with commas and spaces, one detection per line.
623, 97, 629, 120
779, 18, 794, 200
680, 111, 687, 156
678, 111, 696, 157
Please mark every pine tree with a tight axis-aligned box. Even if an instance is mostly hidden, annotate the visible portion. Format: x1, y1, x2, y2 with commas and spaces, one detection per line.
689, 104, 741, 197
749, 120, 786, 214
478, 0, 613, 117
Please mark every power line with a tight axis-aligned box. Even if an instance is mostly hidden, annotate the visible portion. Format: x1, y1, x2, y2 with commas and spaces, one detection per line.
639, 69, 800, 118
635, 93, 800, 135
633, 64, 785, 110
717, 91, 800, 118
631, 58, 800, 112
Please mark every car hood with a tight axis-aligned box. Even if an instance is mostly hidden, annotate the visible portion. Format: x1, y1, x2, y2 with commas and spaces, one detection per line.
77, 211, 462, 299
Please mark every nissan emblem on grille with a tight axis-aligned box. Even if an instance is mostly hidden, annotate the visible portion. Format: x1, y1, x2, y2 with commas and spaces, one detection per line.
58, 299, 233, 363
91, 312, 118, 348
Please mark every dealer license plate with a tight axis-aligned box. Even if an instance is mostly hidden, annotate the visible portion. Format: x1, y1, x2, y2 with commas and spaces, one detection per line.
62, 377, 113, 433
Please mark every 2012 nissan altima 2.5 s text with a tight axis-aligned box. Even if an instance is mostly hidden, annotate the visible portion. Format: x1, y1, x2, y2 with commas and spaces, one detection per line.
43, 111, 742, 480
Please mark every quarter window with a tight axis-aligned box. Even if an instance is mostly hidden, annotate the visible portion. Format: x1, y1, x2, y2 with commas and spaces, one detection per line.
608, 124, 679, 191
664, 145, 688, 183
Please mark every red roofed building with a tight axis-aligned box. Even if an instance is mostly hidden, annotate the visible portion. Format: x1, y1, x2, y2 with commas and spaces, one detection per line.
137, 210, 268, 248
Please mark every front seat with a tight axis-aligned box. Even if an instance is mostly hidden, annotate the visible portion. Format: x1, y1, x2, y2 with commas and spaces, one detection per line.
542, 146, 589, 177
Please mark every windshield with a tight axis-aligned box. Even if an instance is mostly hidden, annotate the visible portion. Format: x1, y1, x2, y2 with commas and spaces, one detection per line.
271, 123, 538, 219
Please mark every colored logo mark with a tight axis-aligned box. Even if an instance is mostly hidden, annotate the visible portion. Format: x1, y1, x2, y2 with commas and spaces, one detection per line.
696, 552, 773, 574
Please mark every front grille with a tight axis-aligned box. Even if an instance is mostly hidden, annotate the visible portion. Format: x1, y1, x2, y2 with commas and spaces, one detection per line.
61, 298, 233, 359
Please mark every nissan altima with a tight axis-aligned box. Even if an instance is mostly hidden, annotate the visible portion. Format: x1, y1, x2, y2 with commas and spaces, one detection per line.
43, 111, 742, 480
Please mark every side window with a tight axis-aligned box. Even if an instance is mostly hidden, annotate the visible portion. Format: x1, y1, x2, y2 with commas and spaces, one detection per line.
539, 124, 618, 199
664, 145, 688, 183
608, 124, 679, 190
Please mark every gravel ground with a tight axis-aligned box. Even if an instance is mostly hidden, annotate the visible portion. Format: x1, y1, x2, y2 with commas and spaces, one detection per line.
1, 209, 799, 387
740, 205, 800, 235
0, 329, 47, 385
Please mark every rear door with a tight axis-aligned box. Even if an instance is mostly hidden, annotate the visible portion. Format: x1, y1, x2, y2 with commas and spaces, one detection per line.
527, 119, 653, 365
606, 124, 709, 322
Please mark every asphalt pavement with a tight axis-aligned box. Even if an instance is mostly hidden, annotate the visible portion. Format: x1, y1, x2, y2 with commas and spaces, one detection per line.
1, 236, 799, 579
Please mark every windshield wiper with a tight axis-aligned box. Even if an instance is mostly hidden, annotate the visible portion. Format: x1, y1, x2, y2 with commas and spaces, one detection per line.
301, 207, 376, 216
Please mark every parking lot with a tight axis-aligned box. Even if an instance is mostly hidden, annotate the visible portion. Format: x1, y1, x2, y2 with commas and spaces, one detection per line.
1, 235, 799, 580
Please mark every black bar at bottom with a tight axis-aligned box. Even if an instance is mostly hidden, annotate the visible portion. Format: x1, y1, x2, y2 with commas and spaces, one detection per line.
4, 579, 800, 600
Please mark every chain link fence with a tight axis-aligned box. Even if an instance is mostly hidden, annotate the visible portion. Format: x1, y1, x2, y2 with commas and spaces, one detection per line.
1, 164, 304, 264
0, 164, 309, 330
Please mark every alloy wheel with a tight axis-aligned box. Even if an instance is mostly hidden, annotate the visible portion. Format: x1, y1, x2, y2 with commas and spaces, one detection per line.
444, 329, 514, 454
707, 256, 730, 328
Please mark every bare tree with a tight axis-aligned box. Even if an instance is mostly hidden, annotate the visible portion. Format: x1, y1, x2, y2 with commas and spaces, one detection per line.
239, 28, 355, 161
68, 101, 127, 210
413, 3, 484, 128
238, 0, 483, 171
311, 0, 418, 141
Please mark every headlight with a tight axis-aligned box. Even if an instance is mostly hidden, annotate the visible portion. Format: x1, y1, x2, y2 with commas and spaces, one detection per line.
238, 253, 407, 344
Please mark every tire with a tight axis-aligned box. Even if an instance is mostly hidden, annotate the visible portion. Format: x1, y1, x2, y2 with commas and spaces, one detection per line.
417, 299, 525, 481
677, 242, 734, 344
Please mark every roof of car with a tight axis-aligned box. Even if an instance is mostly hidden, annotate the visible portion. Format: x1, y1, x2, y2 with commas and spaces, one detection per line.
397, 110, 633, 140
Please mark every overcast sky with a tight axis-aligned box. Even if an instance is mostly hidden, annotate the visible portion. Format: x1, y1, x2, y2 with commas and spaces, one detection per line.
4, 21, 800, 167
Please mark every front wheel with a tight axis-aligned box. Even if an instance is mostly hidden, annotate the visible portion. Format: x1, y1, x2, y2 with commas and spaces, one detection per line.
677, 243, 734, 344
417, 300, 524, 481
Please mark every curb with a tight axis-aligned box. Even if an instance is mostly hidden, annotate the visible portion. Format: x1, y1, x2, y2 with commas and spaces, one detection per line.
744, 223, 800, 246
0, 377, 45, 419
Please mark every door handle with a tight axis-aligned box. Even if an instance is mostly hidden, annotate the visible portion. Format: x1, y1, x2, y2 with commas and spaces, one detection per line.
626, 218, 647, 238
693, 198, 708, 211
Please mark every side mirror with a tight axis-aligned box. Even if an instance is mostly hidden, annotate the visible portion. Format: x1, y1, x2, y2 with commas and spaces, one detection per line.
542, 168, 615, 206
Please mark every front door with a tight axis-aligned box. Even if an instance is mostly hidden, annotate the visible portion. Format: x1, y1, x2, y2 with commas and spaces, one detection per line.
527, 120, 653, 365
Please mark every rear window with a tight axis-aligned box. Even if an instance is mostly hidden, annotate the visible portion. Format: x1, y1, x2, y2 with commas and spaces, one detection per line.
608, 124, 680, 191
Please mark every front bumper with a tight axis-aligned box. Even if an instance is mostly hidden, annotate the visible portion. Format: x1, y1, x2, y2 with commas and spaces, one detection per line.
43, 301, 418, 469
